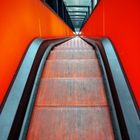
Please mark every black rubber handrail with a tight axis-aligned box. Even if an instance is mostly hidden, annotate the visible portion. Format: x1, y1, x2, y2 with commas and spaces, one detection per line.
19, 38, 72, 140
82, 37, 140, 140
81, 37, 122, 140
101, 38, 140, 140
0, 37, 71, 140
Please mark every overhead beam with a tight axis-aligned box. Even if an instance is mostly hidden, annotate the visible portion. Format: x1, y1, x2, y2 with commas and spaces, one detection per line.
70, 17, 85, 19
71, 18, 85, 20
66, 6, 90, 16
80, 10, 88, 29
68, 11, 88, 13
71, 19, 84, 20
69, 14, 86, 16
70, 15, 85, 17
66, 5, 89, 8
71, 20, 84, 22
70, 18, 85, 20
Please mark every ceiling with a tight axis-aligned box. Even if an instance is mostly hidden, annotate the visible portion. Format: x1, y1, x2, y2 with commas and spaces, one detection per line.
63, 0, 98, 32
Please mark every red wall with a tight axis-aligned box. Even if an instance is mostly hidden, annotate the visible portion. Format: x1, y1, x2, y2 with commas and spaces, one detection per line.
0, 0, 73, 105
82, 0, 140, 107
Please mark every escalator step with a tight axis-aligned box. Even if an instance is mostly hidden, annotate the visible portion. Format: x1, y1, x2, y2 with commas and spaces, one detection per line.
35, 78, 107, 106
42, 60, 101, 78
48, 50, 96, 59
53, 47, 93, 50
27, 107, 114, 140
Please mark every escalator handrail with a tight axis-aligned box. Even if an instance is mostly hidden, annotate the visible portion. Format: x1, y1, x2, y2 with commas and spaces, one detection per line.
19, 38, 72, 140
81, 37, 122, 140
101, 38, 140, 140
82, 37, 140, 140
0, 38, 44, 140
0, 37, 71, 140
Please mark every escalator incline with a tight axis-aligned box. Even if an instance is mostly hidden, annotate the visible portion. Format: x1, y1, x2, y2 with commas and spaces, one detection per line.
27, 37, 114, 140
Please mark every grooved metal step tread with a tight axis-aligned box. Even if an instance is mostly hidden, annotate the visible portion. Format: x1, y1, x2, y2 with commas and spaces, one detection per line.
54, 47, 93, 50
35, 78, 107, 106
27, 107, 114, 140
49, 50, 96, 59
42, 60, 102, 78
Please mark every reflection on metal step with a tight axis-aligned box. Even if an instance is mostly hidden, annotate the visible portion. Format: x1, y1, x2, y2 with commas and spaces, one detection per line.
27, 107, 114, 140
42, 60, 101, 78
36, 78, 107, 106
49, 50, 96, 59
54, 47, 93, 50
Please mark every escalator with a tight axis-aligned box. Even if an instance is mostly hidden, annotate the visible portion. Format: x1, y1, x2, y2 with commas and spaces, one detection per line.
0, 37, 139, 140
26, 37, 114, 139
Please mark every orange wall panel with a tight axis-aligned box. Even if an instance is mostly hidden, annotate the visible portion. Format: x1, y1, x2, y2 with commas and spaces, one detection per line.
0, 0, 73, 105
82, 0, 140, 107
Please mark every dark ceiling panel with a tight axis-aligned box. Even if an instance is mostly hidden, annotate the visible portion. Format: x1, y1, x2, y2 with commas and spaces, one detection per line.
63, 0, 98, 32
